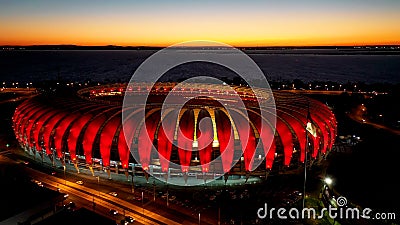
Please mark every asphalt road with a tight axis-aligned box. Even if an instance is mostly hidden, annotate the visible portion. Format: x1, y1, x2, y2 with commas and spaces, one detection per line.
4, 152, 220, 225
347, 104, 400, 135
1, 154, 185, 225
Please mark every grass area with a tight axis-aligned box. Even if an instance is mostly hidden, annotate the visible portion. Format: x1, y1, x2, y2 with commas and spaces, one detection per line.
303, 197, 340, 225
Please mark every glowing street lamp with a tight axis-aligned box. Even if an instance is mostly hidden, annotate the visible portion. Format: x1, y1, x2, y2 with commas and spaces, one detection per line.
96, 176, 100, 197
324, 177, 333, 185
320, 177, 334, 201
142, 191, 144, 215
63, 165, 66, 185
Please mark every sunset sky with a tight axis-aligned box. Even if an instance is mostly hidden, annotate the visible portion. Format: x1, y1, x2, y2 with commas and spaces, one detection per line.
1, 0, 400, 46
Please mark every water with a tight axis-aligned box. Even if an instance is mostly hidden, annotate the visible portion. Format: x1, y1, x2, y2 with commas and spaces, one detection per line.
1, 50, 399, 84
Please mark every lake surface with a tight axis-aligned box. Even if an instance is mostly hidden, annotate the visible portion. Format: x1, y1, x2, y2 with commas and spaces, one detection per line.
1, 50, 399, 84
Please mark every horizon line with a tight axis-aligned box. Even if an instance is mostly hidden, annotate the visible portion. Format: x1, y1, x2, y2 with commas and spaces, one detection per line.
2, 44, 400, 48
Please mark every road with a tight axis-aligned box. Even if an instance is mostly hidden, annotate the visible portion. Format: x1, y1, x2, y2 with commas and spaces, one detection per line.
28, 169, 182, 225
348, 104, 400, 135
6, 151, 219, 224
0, 88, 38, 104
279, 90, 347, 95
1, 154, 186, 225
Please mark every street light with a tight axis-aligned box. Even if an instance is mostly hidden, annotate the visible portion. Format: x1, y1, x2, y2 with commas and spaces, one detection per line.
166, 190, 169, 207
153, 180, 156, 202
131, 164, 135, 193
97, 176, 100, 197
198, 212, 201, 225
324, 177, 333, 186
141, 191, 144, 215
63, 165, 66, 185
324, 177, 336, 224
321, 177, 335, 202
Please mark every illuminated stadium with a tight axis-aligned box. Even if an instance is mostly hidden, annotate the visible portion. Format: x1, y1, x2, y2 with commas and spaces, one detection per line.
12, 83, 336, 184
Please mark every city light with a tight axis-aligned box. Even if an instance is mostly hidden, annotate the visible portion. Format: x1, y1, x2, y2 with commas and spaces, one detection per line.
324, 177, 333, 185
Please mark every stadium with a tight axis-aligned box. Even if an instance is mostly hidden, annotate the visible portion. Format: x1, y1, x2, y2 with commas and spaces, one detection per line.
12, 82, 336, 184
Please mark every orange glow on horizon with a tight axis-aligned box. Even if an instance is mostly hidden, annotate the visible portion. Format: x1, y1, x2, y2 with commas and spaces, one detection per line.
2, 26, 399, 47
1, 1, 399, 47
2, 34, 400, 47
2, 39, 399, 47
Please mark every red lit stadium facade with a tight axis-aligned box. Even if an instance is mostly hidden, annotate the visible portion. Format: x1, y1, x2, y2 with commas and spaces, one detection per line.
12, 83, 336, 180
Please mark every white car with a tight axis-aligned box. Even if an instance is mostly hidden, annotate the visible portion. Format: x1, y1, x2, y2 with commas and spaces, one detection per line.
76, 180, 83, 185
35, 181, 44, 187
109, 192, 118, 197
